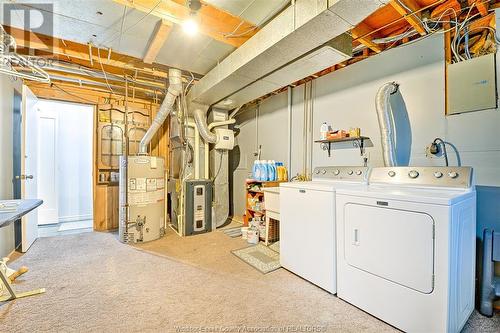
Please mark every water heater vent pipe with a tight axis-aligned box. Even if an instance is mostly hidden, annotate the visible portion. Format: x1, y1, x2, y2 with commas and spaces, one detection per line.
139, 68, 183, 154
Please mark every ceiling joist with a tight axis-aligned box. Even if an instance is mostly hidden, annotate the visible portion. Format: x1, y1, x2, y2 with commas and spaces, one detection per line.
4, 25, 172, 79
144, 20, 173, 64
390, 0, 427, 35
113, 0, 258, 48
468, 0, 490, 17
351, 22, 383, 53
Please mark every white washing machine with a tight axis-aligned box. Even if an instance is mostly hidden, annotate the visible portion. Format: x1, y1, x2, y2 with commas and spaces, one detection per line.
336, 167, 476, 333
280, 166, 369, 294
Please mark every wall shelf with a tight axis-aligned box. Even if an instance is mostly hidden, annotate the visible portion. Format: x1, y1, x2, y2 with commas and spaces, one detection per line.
315, 136, 371, 157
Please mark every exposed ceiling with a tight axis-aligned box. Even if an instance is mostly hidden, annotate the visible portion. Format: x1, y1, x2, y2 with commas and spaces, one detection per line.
1, 0, 497, 105
1, 0, 289, 75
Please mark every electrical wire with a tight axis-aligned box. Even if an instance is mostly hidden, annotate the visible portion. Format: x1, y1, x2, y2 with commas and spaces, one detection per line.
99, 0, 164, 47
51, 83, 96, 104
433, 138, 449, 167
212, 150, 224, 181
96, 46, 114, 94
223, 0, 292, 39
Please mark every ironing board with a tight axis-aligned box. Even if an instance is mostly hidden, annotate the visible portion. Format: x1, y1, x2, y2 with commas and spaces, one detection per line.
0, 199, 45, 302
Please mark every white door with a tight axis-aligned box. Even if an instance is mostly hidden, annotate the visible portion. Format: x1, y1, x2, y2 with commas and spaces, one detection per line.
37, 108, 58, 225
344, 203, 435, 293
280, 186, 336, 293
20, 85, 39, 252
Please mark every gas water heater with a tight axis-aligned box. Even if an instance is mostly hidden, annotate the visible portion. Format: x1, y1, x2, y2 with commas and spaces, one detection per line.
119, 156, 166, 243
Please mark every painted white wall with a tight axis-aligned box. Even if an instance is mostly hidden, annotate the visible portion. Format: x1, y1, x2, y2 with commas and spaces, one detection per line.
0, 76, 22, 257
37, 100, 93, 223
232, 34, 500, 217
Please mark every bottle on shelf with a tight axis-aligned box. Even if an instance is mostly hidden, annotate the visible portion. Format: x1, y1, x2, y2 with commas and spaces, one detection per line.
259, 160, 268, 182
252, 160, 259, 180
320, 122, 330, 140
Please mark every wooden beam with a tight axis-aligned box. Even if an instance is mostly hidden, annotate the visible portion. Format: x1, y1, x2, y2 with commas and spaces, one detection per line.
113, 0, 258, 48
431, 0, 461, 19
390, 0, 427, 35
351, 22, 383, 53
467, 13, 495, 33
4, 25, 175, 79
469, 0, 490, 17
27, 81, 159, 107
443, 22, 452, 64
144, 20, 172, 64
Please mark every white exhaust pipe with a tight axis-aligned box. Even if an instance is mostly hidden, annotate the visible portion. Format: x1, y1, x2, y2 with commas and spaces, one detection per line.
139, 68, 183, 154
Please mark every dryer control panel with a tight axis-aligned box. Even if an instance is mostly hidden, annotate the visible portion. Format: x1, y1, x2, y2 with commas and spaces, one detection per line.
312, 166, 369, 182
369, 167, 473, 189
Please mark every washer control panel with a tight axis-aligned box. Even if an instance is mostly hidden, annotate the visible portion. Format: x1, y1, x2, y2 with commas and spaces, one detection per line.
313, 166, 369, 182
370, 167, 473, 188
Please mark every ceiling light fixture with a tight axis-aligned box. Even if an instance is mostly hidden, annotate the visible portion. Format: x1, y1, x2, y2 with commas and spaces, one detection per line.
183, 18, 198, 36
183, 0, 201, 36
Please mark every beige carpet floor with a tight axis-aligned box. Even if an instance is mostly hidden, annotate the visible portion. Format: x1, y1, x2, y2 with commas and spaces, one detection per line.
0, 229, 498, 332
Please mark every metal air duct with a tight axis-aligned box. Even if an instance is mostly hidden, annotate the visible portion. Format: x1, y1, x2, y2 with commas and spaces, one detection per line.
187, 0, 388, 138
139, 68, 182, 154
188, 0, 388, 108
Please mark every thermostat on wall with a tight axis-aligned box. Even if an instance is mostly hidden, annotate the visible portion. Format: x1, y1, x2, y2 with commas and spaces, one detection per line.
447, 53, 497, 115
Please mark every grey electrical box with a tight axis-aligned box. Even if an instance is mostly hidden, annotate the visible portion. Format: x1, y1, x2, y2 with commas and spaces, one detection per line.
184, 180, 213, 236
447, 53, 497, 115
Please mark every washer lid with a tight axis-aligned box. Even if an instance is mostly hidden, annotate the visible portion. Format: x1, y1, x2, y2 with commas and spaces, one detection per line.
336, 185, 475, 206
280, 181, 367, 193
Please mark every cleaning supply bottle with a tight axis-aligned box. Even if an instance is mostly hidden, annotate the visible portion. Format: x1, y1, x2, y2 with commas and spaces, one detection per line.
252, 160, 259, 180
254, 160, 262, 181
269, 160, 276, 181
277, 162, 284, 181
264, 160, 272, 181
259, 160, 268, 182
320, 122, 329, 140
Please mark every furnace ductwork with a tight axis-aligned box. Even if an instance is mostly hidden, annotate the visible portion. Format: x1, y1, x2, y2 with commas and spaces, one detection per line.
139, 68, 182, 154
193, 105, 217, 144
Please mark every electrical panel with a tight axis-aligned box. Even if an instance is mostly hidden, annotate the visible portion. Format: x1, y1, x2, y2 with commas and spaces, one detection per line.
447, 53, 497, 115
184, 180, 213, 236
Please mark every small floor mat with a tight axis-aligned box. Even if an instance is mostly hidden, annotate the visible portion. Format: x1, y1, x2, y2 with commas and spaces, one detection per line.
268, 241, 280, 253
232, 244, 281, 274
223, 226, 242, 238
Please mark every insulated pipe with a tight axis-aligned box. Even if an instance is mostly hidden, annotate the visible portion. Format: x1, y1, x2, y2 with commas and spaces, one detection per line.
139, 68, 182, 154
375, 82, 399, 167
193, 106, 217, 144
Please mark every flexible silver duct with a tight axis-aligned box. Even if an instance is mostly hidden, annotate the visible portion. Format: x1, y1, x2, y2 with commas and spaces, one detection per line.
139, 68, 182, 154
375, 82, 399, 167
193, 105, 217, 144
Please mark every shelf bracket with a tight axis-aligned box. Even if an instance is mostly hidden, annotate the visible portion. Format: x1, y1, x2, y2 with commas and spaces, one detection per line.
353, 138, 365, 156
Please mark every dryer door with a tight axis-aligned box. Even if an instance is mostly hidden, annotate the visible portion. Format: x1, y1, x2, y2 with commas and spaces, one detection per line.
344, 203, 434, 294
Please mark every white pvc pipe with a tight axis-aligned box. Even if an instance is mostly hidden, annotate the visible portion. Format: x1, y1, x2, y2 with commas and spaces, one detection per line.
186, 121, 200, 179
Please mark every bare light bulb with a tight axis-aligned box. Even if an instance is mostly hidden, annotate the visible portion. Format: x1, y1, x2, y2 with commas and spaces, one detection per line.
183, 19, 198, 36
